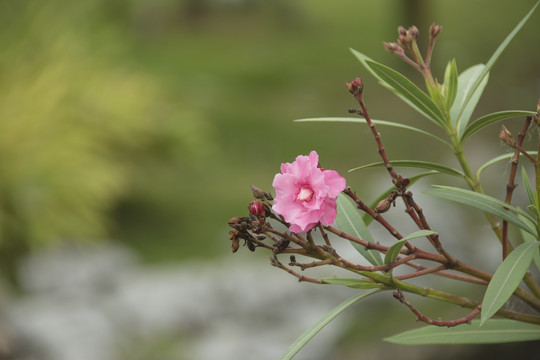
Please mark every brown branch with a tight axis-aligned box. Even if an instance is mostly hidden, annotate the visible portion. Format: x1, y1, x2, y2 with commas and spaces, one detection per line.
394, 289, 480, 327
404, 192, 457, 265
318, 223, 332, 246
267, 229, 309, 249
270, 256, 326, 284
343, 188, 415, 252
502, 116, 532, 260
324, 225, 394, 254
346, 78, 398, 180
403, 262, 488, 285
289, 257, 332, 270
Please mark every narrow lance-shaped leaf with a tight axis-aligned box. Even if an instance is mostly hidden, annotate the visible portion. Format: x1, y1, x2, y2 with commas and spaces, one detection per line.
452, 64, 489, 137
461, 110, 536, 142
423, 186, 537, 235
521, 166, 537, 208
294, 117, 451, 146
335, 193, 382, 265
384, 230, 437, 265
480, 241, 540, 325
350, 49, 447, 128
280, 289, 381, 360
454, 0, 539, 137
385, 319, 540, 345
350, 160, 465, 178
443, 59, 458, 111
519, 227, 540, 273
476, 151, 538, 181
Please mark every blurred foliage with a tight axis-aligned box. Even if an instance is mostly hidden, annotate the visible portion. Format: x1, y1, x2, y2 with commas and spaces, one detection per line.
0, 0, 211, 279
0, 0, 538, 282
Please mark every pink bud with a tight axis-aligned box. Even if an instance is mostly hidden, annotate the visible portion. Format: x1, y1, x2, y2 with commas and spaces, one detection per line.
429, 23, 442, 38
249, 200, 265, 217
346, 78, 363, 96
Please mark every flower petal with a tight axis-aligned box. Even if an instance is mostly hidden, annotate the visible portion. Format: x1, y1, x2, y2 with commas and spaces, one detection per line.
272, 151, 345, 233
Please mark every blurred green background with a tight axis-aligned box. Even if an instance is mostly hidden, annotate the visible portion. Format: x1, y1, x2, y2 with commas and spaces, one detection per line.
1, 0, 538, 270
0, 0, 539, 357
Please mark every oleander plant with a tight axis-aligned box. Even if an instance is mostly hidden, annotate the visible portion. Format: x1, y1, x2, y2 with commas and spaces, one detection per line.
227, 2, 540, 358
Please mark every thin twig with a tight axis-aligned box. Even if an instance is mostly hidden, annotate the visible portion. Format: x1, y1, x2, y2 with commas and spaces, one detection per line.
347, 78, 398, 181
318, 223, 332, 246
270, 256, 326, 284
502, 116, 532, 259
394, 289, 480, 327
343, 188, 415, 252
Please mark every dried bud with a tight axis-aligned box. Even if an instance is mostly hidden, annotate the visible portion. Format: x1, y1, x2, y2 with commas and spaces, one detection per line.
408, 26, 419, 40
429, 23, 442, 38
499, 125, 514, 146
274, 239, 290, 254
249, 200, 265, 217
250, 185, 265, 199
228, 216, 242, 228
246, 240, 256, 252
346, 78, 363, 96
375, 198, 392, 213
397, 34, 408, 49
383, 42, 404, 55
228, 216, 249, 231
397, 26, 407, 36
228, 230, 240, 253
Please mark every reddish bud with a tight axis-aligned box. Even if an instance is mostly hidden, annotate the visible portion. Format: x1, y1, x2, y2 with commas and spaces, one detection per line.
499, 125, 514, 146
429, 23, 442, 38
403, 178, 410, 187
397, 34, 408, 49
346, 78, 364, 96
397, 26, 407, 36
249, 200, 265, 217
408, 25, 419, 40
383, 42, 404, 55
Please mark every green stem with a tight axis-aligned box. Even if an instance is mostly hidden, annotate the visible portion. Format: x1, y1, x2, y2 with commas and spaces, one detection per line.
392, 278, 540, 324
452, 124, 540, 300
451, 133, 504, 240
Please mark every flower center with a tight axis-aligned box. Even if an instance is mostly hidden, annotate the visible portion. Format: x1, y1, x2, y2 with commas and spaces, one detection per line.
297, 186, 314, 202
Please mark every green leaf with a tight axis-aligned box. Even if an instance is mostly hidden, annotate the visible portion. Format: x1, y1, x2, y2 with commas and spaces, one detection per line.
363, 171, 439, 226
294, 117, 451, 146
520, 228, 540, 272
476, 152, 538, 181
350, 49, 447, 128
481, 241, 540, 324
451, 64, 489, 137
385, 319, 540, 345
280, 289, 381, 360
453, 0, 540, 138
443, 59, 458, 111
350, 160, 465, 178
522, 166, 537, 207
461, 110, 536, 142
384, 230, 437, 265
322, 277, 382, 289
527, 205, 540, 219
335, 193, 383, 266
424, 186, 537, 235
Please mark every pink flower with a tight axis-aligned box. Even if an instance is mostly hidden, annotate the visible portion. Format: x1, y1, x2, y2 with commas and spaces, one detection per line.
272, 151, 346, 233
